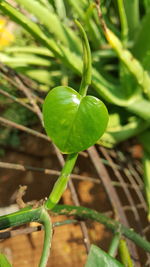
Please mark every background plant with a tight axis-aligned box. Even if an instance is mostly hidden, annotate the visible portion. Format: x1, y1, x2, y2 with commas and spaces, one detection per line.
0, 0, 150, 266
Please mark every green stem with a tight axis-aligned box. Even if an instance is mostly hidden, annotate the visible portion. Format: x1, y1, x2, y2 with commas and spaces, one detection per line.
53, 219, 77, 227
119, 239, 134, 267
0, 206, 52, 267
75, 20, 92, 97
0, 206, 41, 230
1, 204, 150, 253
52, 204, 150, 253
45, 21, 92, 210
44, 153, 78, 209
108, 232, 121, 257
39, 209, 52, 267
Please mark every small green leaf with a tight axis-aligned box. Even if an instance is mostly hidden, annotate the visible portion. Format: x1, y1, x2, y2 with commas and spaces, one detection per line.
0, 253, 12, 267
43, 86, 108, 153
85, 245, 124, 267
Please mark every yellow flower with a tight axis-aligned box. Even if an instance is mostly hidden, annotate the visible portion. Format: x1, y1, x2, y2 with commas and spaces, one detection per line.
0, 18, 14, 49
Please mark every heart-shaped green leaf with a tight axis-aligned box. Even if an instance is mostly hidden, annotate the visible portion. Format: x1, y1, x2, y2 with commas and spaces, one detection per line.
43, 86, 108, 153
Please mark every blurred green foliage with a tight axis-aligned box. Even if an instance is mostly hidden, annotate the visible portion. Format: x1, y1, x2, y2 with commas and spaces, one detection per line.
0, 85, 37, 150
0, 0, 150, 218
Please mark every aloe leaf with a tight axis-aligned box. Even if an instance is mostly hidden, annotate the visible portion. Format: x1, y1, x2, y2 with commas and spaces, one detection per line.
133, 8, 150, 64
14, 67, 61, 85
66, 0, 85, 18
15, 0, 81, 53
0, 0, 62, 58
105, 28, 150, 99
1, 0, 150, 116
43, 86, 108, 153
98, 117, 150, 148
123, 0, 139, 39
67, 0, 103, 47
117, 0, 128, 44
59, 43, 140, 105
144, 0, 150, 11
85, 245, 123, 267
0, 0, 141, 107
39, 0, 54, 10
127, 97, 150, 120
5, 46, 53, 57
85, 3, 103, 48
55, 0, 66, 20
0, 53, 51, 66
0, 254, 12, 267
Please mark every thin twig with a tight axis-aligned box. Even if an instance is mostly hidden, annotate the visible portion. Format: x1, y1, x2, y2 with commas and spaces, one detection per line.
0, 63, 43, 122
16, 185, 27, 209
0, 161, 100, 184
0, 62, 42, 102
0, 219, 78, 240
0, 88, 35, 112
95, 0, 107, 32
14, 75, 43, 123
0, 116, 49, 141
0, 161, 144, 190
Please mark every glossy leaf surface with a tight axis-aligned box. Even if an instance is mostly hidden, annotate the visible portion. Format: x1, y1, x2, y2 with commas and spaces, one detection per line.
85, 245, 123, 267
43, 86, 108, 153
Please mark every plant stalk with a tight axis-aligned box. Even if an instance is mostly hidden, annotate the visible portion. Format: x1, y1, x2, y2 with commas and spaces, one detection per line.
0, 205, 150, 253
0, 206, 52, 267
45, 153, 78, 209
108, 231, 121, 257
45, 20, 92, 210
52, 204, 150, 253
75, 20, 91, 97
39, 209, 52, 267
